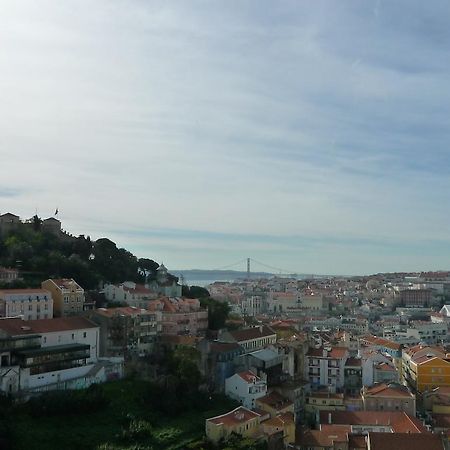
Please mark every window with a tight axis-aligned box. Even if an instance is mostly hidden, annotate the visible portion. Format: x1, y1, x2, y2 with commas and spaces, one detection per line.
72, 333, 75, 340
83, 332, 87, 338
28, 304, 32, 311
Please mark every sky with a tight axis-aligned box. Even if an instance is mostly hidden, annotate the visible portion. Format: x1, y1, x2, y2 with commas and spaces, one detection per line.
1, 1, 450, 275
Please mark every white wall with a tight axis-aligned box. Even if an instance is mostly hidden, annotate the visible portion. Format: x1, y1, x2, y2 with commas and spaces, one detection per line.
40, 327, 99, 362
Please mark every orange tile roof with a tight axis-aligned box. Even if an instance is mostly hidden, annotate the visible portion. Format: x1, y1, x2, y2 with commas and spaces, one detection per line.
368, 432, 442, 450
237, 370, 260, 383
348, 434, 367, 450
122, 284, 154, 295
256, 391, 293, 410
300, 428, 349, 447
364, 383, 414, 398
230, 325, 276, 342
320, 411, 426, 433
361, 335, 401, 351
48, 278, 82, 290
262, 412, 294, 427
0, 289, 50, 295
207, 406, 260, 426
0, 317, 97, 335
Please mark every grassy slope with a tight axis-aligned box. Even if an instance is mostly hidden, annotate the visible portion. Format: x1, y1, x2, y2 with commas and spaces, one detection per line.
10, 380, 238, 450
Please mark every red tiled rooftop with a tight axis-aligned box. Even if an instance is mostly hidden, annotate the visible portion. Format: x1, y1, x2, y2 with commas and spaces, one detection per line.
363, 383, 414, 398
237, 370, 260, 383
229, 325, 276, 342
0, 317, 97, 335
320, 411, 426, 433
300, 428, 349, 448
256, 391, 293, 410
361, 335, 401, 351
48, 278, 82, 289
368, 432, 442, 450
262, 412, 294, 427
0, 289, 50, 295
207, 406, 260, 426
348, 434, 367, 450
122, 284, 154, 295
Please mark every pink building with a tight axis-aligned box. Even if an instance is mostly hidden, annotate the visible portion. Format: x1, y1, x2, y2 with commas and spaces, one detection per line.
148, 297, 208, 336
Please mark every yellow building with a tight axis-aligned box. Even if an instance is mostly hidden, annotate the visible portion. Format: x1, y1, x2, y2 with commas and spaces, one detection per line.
305, 392, 346, 417
402, 345, 450, 392
416, 357, 450, 392
41, 278, 85, 317
205, 406, 261, 444
260, 412, 295, 445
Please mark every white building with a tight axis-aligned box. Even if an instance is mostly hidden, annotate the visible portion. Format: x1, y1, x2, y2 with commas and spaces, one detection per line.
361, 350, 398, 386
225, 370, 267, 409
383, 321, 447, 345
0, 317, 121, 395
267, 292, 300, 314
0, 289, 53, 320
305, 346, 349, 392
241, 296, 264, 316
104, 282, 158, 308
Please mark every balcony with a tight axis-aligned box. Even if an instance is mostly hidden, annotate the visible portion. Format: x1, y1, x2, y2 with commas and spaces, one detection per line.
16, 343, 91, 368
0, 335, 41, 352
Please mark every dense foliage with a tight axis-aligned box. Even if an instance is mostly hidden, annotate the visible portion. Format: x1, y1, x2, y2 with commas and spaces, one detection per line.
200, 297, 231, 330
0, 220, 163, 289
0, 379, 254, 450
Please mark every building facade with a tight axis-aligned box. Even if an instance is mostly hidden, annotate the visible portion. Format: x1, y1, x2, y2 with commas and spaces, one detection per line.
225, 370, 267, 409
91, 307, 162, 357
41, 279, 85, 317
0, 289, 53, 320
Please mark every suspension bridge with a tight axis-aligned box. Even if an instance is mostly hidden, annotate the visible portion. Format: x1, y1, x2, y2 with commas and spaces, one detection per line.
210, 258, 302, 279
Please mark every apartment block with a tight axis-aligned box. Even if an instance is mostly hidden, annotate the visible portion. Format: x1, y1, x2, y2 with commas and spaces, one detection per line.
225, 370, 267, 409
0, 289, 53, 320
306, 346, 349, 392
41, 279, 85, 317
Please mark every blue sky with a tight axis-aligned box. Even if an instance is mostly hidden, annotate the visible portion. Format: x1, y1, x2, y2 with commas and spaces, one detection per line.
1, 1, 450, 274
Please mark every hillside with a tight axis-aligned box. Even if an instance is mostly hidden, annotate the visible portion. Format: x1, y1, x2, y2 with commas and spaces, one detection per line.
0, 215, 171, 290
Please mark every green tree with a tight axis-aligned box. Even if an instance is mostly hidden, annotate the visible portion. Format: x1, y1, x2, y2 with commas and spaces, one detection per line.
200, 298, 231, 330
